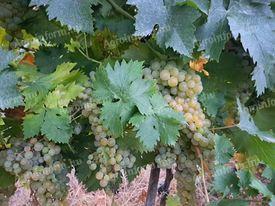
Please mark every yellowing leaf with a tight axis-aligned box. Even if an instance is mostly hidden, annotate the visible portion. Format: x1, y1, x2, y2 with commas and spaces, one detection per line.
45, 82, 84, 108
0, 27, 9, 49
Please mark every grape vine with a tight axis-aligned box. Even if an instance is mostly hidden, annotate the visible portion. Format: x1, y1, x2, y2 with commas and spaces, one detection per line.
0, 0, 275, 206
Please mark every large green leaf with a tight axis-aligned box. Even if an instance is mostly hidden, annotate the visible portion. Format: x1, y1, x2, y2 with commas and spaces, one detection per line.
130, 94, 185, 150
30, 0, 97, 33
93, 60, 157, 136
196, 0, 230, 61
230, 129, 275, 169
227, 0, 275, 95
250, 176, 274, 198
127, 0, 200, 57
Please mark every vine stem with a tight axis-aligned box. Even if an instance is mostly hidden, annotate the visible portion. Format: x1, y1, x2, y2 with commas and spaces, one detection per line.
145, 164, 160, 206
107, 0, 135, 20
159, 169, 173, 206
77, 48, 101, 65
211, 124, 238, 132
199, 154, 210, 203
195, 147, 210, 203
84, 34, 89, 57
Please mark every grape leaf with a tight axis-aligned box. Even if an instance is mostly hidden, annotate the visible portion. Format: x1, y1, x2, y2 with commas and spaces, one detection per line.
230, 129, 275, 169
92, 68, 113, 101
130, 94, 185, 150
127, 0, 200, 57
116, 130, 146, 153
94, 60, 158, 136
237, 98, 275, 143
203, 52, 252, 95
45, 83, 84, 108
0, 71, 23, 110
23, 110, 45, 139
0, 49, 15, 72
122, 42, 156, 62
253, 100, 275, 131
31, 0, 97, 33
22, 9, 74, 45
263, 166, 274, 180
250, 176, 274, 198
199, 92, 225, 117
50, 62, 85, 85
236, 170, 251, 189
41, 108, 73, 143
214, 134, 235, 165
18, 62, 88, 111
196, 0, 230, 61
95, 15, 135, 37
130, 114, 159, 150
35, 46, 69, 74
213, 165, 240, 196
101, 101, 133, 137
22, 76, 52, 111
227, 0, 275, 95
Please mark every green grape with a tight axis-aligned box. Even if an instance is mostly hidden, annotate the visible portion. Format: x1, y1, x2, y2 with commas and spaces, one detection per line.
81, 90, 136, 188
145, 59, 216, 205
0, 138, 68, 205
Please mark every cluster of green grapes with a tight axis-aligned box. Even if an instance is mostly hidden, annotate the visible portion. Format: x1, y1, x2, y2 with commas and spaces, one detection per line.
145, 60, 215, 205
155, 145, 181, 169
144, 60, 214, 148
0, 138, 68, 206
80, 92, 136, 188
0, 0, 29, 48
175, 137, 199, 205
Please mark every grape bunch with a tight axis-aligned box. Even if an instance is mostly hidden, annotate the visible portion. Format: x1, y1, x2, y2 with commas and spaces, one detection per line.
175, 138, 199, 205
0, 0, 29, 48
144, 60, 214, 148
0, 138, 68, 206
145, 59, 215, 205
80, 92, 136, 188
155, 145, 180, 169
